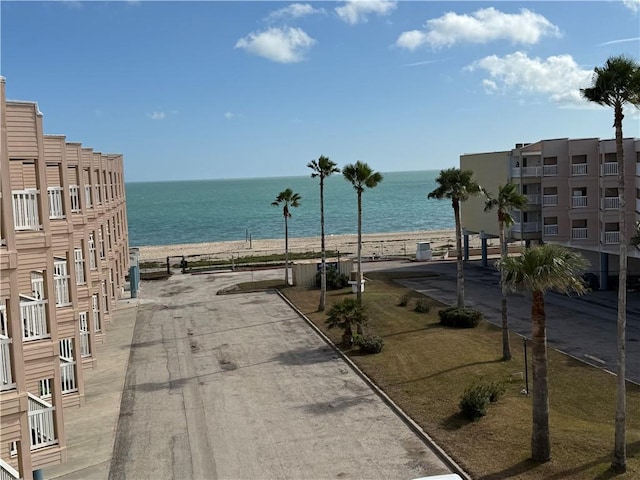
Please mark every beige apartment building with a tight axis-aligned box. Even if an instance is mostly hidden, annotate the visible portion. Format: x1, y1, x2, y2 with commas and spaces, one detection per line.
0, 77, 129, 479
460, 137, 640, 289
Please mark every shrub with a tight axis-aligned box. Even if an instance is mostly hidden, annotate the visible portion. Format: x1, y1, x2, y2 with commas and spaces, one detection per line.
357, 335, 384, 354
413, 299, 431, 313
397, 293, 410, 307
459, 384, 490, 421
438, 307, 482, 328
487, 381, 506, 402
315, 268, 350, 290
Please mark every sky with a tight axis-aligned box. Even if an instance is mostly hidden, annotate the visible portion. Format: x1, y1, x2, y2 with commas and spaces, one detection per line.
1, 1, 640, 182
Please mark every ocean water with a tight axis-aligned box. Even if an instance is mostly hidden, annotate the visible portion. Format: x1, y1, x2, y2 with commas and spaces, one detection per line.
125, 170, 454, 247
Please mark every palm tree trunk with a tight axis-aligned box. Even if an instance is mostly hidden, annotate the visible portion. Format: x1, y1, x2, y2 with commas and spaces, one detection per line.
284, 215, 289, 285
356, 191, 363, 304
453, 199, 464, 308
500, 219, 511, 361
531, 290, 551, 462
612, 103, 627, 473
319, 179, 327, 311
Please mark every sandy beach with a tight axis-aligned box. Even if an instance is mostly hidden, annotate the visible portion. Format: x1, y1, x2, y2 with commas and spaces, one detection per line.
136, 229, 485, 262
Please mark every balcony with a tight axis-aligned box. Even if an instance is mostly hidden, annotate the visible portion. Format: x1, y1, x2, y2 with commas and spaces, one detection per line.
0, 335, 14, 391
543, 195, 558, 206
512, 222, 541, 233
0, 459, 19, 480
69, 185, 81, 213
543, 165, 558, 176
47, 187, 64, 220
571, 164, 587, 176
571, 228, 588, 240
60, 357, 77, 394
602, 162, 618, 176
603, 231, 620, 244
20, 295, 49, 341
512, 166, 542, 178
526, 194, 541, 205
12, 190, 41, 231
572, 196, 588, 208
603, 197, 620, 210
28, 393, 57, 450
543, 225, 558, 236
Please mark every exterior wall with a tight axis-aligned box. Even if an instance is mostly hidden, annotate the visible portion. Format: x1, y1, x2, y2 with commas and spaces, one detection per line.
292, 258, 354, 287
0, 77, 129, 479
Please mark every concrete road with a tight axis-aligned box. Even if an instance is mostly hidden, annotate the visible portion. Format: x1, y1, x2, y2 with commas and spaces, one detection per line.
108, 269, 455, 480
365, 259, 640, 384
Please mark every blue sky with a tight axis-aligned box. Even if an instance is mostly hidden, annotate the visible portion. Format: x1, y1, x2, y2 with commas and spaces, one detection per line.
2, 1, 639, 182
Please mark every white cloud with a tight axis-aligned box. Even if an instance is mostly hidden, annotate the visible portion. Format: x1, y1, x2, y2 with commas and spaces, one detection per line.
402, 59, 440, 67
235, 27, 316, 63
335, 0, 397, 25
396, 7, 560, 50
597, 37, 640, 46
265, 3, 324, 22
623, 0, 640, 12
467, 52, 593, 106
147, 112, 166, 120
224, 112, 238, 120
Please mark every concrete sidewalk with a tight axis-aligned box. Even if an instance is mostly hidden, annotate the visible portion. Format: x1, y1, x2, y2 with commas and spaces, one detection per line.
44, 298, 139, 480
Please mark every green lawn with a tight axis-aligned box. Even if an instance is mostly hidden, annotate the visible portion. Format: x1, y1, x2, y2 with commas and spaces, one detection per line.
280, 271, 640, 480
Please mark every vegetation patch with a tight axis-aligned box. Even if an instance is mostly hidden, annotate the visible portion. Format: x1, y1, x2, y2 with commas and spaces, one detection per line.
438, 306, 482, 328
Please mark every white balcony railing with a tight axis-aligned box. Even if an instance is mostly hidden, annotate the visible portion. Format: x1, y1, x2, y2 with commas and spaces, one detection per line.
543, 225, 558, 236
543, 194, 558, 206
603, 197, 620, 210
543, 165, 558, 176
602, 162, 618, 176
0, 458, 20, 480
20, 296, 49, 341
571, 228, 588, 240
512, 222, 541, 233
526, 194, 541, 205
572, 196, 588, 208
0, 336, 14, 391
512, 166, 542, 178
47, 187, 64, 219
571, 164, 588, 176
79, 312, 90, 358
12, 190, 40, 231
603, 231, 621, 244
27, 393, 57, 450
84, 185, 93, 208
69, 185, 81, 213
60, 357, 77, 394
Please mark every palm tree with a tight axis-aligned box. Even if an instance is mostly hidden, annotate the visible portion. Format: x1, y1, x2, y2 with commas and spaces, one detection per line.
342, 161, 383, 303
271, 188, 301, 285
484, 182, 528, 361
581, 54, 640, 474
499, 244, 587, 462
325, 297, 367, 346
308, 155, 340, 311
428, 168, 481, 308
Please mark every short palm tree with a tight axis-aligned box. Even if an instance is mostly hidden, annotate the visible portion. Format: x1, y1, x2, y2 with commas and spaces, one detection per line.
308, 155, 340, 311
484, 182, 528, 361
325, 297, 367, 346
499, 244, 587, 462
581, 54, 640, 474
342, 161, 383, 304
428, 168, 481, 308
271, 188, 301, 285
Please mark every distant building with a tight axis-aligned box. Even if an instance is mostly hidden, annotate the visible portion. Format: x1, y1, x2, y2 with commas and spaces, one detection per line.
0, 77, 129, 479
460, 137, 640, 288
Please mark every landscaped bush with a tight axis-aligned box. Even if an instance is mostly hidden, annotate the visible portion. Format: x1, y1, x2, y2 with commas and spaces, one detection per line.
438, 307, 482, 328
413, 299, 431, 313
487, 381, 506, 402
357, 335, 384, 354
397, 293, 410, 307
459, 384, 490, 421
315, 268, 350, 290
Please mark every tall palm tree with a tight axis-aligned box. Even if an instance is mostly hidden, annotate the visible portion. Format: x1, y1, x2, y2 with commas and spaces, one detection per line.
581, 54, 640, 474
342, 161, 383, 304
271, 188, 301, 285
499, 244, 587, 462
484, 182, 528, 361
428, 168, 481, 308
308, 155, 340, 311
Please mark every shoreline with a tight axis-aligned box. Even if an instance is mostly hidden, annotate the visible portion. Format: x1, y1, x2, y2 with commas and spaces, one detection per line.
136, 229, 485, 262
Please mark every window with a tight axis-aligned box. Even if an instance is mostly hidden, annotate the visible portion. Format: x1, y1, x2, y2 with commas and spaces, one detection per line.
31, 271, 44, 300
102, 280, 109, 314
88, 233, 97, 270
92, 294, 101, 332
39, 378, 52, 398
53, 258, 70, 306
74, 248, 86, 285
98, 226, 105, 259
79, 312, 90, 357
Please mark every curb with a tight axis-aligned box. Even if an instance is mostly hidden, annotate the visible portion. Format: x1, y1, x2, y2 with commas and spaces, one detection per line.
275, 290, 472, 480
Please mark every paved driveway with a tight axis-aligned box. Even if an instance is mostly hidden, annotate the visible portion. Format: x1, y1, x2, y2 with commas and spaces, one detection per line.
109, 270, 454, 480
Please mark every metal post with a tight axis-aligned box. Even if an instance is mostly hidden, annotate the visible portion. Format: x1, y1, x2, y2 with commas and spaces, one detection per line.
480, 231, 488, 267
33, 469, 44, 480
523, 337, 529, 395
463, 231, 470, 261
